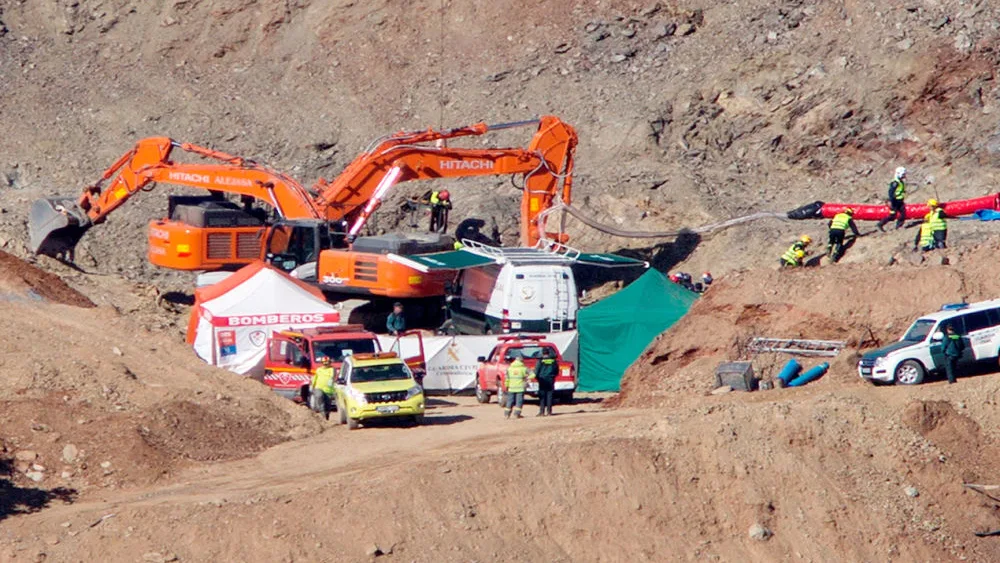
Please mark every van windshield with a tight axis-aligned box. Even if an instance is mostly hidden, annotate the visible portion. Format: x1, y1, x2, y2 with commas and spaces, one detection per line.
902, 319, 936, 342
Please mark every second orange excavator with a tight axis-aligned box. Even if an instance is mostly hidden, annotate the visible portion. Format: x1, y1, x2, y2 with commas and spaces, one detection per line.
29, 117, 578, 299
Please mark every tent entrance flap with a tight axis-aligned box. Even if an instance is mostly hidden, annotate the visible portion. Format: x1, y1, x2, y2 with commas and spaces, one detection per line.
386, 251, 496, 273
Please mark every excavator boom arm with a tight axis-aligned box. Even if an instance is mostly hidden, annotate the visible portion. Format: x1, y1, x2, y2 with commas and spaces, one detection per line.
312, 116, 578, 246
29, 137, 321, 256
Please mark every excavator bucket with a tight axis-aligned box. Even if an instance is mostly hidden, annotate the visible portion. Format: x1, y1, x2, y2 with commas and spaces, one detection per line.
28, 198, 92, 257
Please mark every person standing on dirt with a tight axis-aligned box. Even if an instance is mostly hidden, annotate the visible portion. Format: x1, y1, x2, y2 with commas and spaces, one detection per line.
503, 357, 531, 419
925, 198, 948, 249
827, 208, 860, 263
534, 348, 558, 417
913, 219, 934, 252
310, 356, 336, 420
877, 166, 908, 231
942, 324, 964, 384
429, 190, 452, 233
386, 302, 406, 335
780, 235, 811, 268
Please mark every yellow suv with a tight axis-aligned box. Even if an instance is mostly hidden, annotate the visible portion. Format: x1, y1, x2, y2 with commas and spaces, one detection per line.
334, 352, 425, 430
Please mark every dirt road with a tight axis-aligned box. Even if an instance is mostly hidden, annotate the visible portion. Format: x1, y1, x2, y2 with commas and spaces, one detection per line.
68, 396, 617, 511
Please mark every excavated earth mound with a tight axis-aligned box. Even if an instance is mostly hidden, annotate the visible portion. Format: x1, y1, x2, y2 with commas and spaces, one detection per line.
0, 249, 93, 307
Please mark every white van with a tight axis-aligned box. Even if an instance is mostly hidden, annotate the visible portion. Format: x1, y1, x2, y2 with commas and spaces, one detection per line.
858, 299, 1000, 385
447, 261, 578, 334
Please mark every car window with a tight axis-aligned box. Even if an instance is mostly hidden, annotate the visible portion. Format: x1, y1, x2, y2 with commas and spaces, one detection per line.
503, 345, 555, 361
962, 311, 992, 333
486, 346, 499, 362
988, 308, 1000, 327
902, 319, 935, 342
351, 363, 411, 383
314, 339, 376, 363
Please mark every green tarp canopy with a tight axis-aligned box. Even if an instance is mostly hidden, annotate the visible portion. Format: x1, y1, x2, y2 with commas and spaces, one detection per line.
577, 269, 698, 392
387, 248, 647, 273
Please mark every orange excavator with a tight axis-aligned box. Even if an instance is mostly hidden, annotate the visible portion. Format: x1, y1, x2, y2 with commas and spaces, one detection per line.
29, 116, 577, 299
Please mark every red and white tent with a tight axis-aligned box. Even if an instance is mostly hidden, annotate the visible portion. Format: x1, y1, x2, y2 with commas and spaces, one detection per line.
187, 262, 339, 375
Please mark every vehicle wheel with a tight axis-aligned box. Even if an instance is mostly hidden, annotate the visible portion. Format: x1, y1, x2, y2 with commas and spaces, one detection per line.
894, 360, 926, 385
338, 401, 347, 425
496, 383, 506, 409
475, 378, 491, 403
557, 391, 575, 404
347, 417, 360, 430
412, 414, 425, 425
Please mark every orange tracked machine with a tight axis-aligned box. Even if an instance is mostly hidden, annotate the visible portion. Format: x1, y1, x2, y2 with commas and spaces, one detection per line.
29, 117, 577, 298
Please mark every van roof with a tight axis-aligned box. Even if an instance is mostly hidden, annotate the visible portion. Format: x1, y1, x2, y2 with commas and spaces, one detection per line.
915, 298, 1000, 322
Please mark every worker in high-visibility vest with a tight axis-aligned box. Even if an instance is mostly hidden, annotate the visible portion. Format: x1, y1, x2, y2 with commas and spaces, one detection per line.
877, 166, 908, 231
827, 208, 861, 263
925, 198, 948, 249
503, 357, 532, 419
779, 235, 811, 268
310, 356, 336, 420
913, 220, 934, 252
429, 190, 452, 233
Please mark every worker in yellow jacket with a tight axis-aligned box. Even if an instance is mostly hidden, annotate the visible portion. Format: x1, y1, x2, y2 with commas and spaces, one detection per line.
310, 356, 336, 420
503, 358, 533, 419
925, 198, 948, 249
827, 208, 861, 263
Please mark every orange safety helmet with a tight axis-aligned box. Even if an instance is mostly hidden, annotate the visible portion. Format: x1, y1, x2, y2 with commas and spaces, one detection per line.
439, 190, 451, 201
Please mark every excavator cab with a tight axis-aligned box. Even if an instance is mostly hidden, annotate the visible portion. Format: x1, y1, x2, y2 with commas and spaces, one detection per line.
264, 220, 339, 280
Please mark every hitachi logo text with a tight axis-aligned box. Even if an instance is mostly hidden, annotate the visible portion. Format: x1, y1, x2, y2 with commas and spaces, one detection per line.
167, 171, 254, 187
226, 313, 326, 326
439, 159, 494, 171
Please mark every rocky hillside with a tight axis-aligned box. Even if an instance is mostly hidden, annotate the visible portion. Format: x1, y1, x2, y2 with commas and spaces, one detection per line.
1, 0, 999, 285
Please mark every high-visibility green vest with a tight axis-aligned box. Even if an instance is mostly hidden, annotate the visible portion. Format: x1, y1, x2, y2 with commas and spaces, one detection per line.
781, 244, 802, 266
890, 179, 906, 200
430, 191, 441, 205
918, 222, 934, 248
927, 208, 946, 232
830, 213, 851, 231
506, 360, 528, 393
312, 365, 336, 395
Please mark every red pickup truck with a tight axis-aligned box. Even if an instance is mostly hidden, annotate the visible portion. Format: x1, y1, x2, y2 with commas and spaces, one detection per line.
474, 335, 576, 405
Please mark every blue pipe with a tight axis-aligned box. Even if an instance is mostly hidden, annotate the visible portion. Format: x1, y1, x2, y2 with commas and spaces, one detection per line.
788, 362, 829, 387
776, 359, 802, 385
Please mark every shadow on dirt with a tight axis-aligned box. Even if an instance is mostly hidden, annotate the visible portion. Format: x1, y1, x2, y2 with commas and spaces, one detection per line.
159, 291, 195, 306
421, 414, 475, 426
574, 230, 701, 292
0, 457, 77, 522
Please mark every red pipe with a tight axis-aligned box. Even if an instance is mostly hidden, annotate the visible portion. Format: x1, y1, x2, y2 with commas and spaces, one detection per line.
821, 193, 1000, 221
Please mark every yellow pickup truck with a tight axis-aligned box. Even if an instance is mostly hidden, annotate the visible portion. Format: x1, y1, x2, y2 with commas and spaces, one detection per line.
334, 352, 425, 430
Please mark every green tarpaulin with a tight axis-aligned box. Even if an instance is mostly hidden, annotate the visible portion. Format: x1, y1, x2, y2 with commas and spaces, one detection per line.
577, 269, 698, 392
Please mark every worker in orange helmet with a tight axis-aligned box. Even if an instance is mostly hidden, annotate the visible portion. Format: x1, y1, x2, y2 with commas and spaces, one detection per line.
429, 189, 452, 233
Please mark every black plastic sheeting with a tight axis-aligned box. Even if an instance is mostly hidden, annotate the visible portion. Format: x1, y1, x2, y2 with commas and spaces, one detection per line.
786, 201, 826, 220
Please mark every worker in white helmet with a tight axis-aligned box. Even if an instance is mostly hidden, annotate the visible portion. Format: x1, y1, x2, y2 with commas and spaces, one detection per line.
877, 166, 908, 231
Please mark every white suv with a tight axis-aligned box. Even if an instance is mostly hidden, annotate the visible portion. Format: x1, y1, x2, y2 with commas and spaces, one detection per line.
858, 299, 1000, 385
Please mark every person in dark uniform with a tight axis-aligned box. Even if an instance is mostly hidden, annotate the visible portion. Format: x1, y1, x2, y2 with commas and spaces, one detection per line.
942, 324, 964, 384
534, 348, 559, 417
877, 166, 907, 231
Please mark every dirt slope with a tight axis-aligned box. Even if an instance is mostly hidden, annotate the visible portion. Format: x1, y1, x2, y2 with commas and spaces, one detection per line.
3, 390, 1000, 562
0, 254, 321, 495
